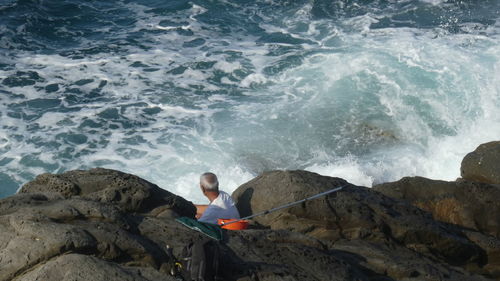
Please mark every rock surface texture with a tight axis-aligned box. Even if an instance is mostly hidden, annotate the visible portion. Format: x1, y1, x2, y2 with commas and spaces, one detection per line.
233, 171, 496, 280
461, 141, 500, 185
374, 177, 500, 278
374, 177, 500, 238
0, 141, 499, 281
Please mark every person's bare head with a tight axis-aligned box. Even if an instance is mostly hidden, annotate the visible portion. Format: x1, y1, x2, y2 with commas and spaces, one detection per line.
200, 172, 219, 193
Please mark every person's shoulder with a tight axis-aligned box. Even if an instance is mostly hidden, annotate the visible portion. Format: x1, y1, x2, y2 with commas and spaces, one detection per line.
219, 190, 233, 200
219, 190, 230, 197
219, 190, 236, 204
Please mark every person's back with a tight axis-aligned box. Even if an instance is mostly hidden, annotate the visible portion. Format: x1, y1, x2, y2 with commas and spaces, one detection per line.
198, 190, 240, 224
195, 172, 240, 225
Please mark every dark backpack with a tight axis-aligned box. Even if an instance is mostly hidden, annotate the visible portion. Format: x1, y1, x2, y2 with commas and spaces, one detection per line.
180, 239, 222, 281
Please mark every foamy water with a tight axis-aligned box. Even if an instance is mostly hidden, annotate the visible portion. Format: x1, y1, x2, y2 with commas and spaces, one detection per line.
1, 0, 499, 202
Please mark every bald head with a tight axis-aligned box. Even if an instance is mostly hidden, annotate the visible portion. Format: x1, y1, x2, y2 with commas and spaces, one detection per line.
200, 172, 219, 192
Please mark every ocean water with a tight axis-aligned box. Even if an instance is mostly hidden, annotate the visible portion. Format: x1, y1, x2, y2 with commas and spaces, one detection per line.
1, 0, 499, 202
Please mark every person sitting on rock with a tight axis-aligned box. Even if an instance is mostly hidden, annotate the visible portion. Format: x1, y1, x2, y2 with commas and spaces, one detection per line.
195, 172, 240, 225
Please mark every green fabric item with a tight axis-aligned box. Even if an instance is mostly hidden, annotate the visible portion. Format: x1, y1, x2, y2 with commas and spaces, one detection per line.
176, 217, 224, 241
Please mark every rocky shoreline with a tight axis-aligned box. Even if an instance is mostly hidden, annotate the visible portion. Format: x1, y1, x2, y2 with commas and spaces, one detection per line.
1, 141, 499, 280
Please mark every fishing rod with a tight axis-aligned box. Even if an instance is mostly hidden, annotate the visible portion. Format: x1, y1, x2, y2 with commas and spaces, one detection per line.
220, 185, 346, 227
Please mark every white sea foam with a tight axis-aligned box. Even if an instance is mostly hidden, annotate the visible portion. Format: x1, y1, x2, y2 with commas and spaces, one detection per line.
214, 61, 241, 73
419, 0, 447, 5
307, 158, 375, 187
229, 16, 500, 186
240, 73, 267, 88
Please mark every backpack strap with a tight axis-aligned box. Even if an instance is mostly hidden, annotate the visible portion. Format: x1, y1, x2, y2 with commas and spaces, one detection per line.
212, 241, 223, 281
191, 240, 208, 281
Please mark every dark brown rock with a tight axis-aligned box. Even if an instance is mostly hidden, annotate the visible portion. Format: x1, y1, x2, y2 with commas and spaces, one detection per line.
463, 230, 500, 278
233, 170, 492, 280
373, 177, 500, 238
332, 239, 488, 281
1, 167, 498, 281
20, 168, 196, 216
16, 254, 176, 281
0, 196, 369, 281
374, 176, 500, 279
232, 170, 349, 241
0, 169, 371, 281
461, 141, 500, 185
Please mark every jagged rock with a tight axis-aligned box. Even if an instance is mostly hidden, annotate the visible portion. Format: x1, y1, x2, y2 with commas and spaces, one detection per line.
374, 176, 500, 279
461, 141, 500, 185
0, 168, 370, 281
1, 169, 198, 281
0, 195, 369, 281
232, 170, 350, 241
232, 170, 493, 280
15, 254, 176, 281
19, 168, 196, 216
1, 165, 499, 281
373, 177, 500, 238
332, 239, 488, 281
464, 230, 500, 278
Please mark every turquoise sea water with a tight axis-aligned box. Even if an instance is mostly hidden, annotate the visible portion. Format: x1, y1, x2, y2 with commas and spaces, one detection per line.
1, 0, 499, 201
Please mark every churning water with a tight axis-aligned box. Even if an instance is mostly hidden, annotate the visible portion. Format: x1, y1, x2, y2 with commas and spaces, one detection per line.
1, 0, 499, 201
